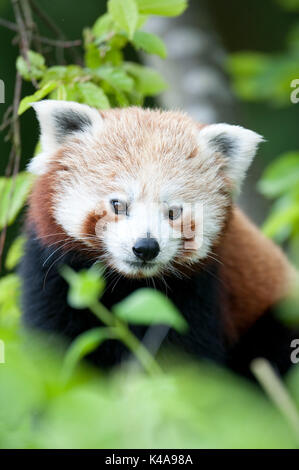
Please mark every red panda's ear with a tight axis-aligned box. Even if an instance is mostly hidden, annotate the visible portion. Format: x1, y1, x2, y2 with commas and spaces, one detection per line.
28, 100, 103, 175
197, 123, 264, 192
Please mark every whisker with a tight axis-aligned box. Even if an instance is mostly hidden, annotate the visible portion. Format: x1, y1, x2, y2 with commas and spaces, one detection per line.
43, 245, 77, 290
42, 240, 74, 267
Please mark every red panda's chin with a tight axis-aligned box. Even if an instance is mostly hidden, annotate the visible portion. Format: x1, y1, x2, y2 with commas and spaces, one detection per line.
109, 259, 163, 279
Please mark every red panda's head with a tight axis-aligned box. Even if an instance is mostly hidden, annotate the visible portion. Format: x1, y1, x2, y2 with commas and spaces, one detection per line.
28, 101, 263, 278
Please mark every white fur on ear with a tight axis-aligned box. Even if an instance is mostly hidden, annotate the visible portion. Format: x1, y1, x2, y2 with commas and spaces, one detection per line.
28, 100, 103, 175
198, 123, 264, 190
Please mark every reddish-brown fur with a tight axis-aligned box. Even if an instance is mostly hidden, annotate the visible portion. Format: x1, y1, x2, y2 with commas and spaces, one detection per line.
217, 206, 296, 342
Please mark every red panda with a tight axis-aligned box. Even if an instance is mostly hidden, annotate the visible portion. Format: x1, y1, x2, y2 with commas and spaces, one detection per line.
20, 100, 298, 374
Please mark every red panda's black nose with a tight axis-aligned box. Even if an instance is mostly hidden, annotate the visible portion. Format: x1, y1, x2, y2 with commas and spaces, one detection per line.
132, 237, 160, 262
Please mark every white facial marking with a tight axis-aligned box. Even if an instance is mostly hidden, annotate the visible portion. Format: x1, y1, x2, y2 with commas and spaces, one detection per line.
102, 200, 181, 277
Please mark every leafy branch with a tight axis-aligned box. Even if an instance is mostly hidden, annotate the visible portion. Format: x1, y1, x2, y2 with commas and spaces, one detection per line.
61, 265, 187, 380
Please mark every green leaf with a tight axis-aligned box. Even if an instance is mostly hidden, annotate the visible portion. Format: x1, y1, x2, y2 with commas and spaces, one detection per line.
262, 204, 299, 240
258, 152, 299, 198
16, 50, 46, 81
92, 13, 115, 38
136, 14, 149, 28
5, 236, 26, 271
0, 172, 35, 230
0, 274, 21, 327
125, 62, 167, 95
18, 81, 59, 115
114, 89, 130, 107
136, 0, 188, 16
274, 290, 299, 327
103, 48, 124, 66
228, 51, 299, 105
112, 288, 188, 332
40, 65, 86, 87
39, 66, 67, 87
0, 274, 20, 304
61, 266, 105, 309
92, 65, 134, 91
228, 52, 269, 78
62, 327, 112, 381
276, 0, 299, 12
132, 31, 167, 58
108, 0, 139, 39
84, 43, 102, 69
63, 84, 82, 102
49, 84, 70, 101
65, 65, 86, 81
56, 84, 68, 100
76, 82, 110, 109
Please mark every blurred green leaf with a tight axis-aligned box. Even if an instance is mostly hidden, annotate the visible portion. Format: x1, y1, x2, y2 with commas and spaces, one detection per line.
0, 172, 35, 230
18, 81, 59, 115
40, 65, 86, 87
76, 82, 110, 108
16, 50, 46, 81
92, 65, 134, 91
228, 52, 270, 78
276, 0, 299, 11
62, 327, 112, 381
5, 236, 26, 271
39, 66, 67, 86
112, 288, 188, 332
274, 289, 299, 327
53, 84, 68, 101
136, 0, 188, 16
0, 274, 20, 304
132, 30, 167, 58
61, 266, 105, 309
84, 43, 102, 69
262, 205, 299, 240
0, 274, 21, 328
228, 52, 299, 105
108, 0, 139, 39
113, 89, 130, 107
92, 13, 115, 38
125, 62, 167, 95
52, 84, 81, 102
258, 152, 299, 198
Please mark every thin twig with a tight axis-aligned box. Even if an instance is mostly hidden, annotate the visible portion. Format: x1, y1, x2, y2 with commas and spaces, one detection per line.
22, 0, 42, 54
11, 0, 38, 88
0, 72, 22, 269
29, 0, 65, 39
0, 17, 16, 31
11, 0, 30, 58
11, 72, 22, 176
251, 358, 299, 441
0, 17, 82, 48
0, 105, 13, 132
29, 0, 82, 64
36, 37, 82, 48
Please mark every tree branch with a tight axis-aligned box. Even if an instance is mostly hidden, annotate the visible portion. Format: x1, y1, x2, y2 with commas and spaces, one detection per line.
0, 0, 84, 266
0, 18, 82, 48
29, 0, 82, 64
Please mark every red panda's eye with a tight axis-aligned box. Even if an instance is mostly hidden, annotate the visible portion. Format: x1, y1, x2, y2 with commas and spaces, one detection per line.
169, 206, 182, 221
110, 199, 128, 215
